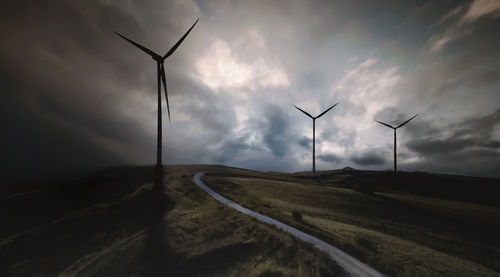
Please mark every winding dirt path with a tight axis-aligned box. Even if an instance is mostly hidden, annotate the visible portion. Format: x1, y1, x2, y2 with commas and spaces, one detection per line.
193, 172, 385, 277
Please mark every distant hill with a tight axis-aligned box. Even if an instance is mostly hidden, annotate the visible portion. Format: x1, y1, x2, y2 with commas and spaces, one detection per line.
297, 169, 500, 207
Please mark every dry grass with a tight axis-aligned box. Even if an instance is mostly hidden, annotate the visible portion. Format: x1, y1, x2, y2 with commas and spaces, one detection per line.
202, 168, 500, 277
1, 165, 340, 276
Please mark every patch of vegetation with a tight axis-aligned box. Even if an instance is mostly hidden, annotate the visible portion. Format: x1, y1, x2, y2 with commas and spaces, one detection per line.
291, 209, 303, 221
352, 183, 374, 195
353, 234, 377, 252
0, 165, 341, 277
203, 167, 500, 276
259, 270, 284, 277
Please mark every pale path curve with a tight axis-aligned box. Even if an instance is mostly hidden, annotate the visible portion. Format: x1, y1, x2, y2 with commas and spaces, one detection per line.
193, 172, 385, 277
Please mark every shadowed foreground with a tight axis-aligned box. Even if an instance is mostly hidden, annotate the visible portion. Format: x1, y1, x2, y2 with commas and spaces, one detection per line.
0, 165, 340, 276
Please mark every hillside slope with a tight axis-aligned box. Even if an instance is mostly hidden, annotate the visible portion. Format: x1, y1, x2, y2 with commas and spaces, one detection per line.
202, 168, 500, 276
0, 165, 339, 277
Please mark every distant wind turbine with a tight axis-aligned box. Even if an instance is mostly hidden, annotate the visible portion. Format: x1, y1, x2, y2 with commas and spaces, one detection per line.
114, 19, 199, 174
294, 102, 339, 173
375, 114, 418, 172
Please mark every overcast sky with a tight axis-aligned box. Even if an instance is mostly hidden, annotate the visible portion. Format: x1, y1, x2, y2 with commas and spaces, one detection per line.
1, 0, 500, 183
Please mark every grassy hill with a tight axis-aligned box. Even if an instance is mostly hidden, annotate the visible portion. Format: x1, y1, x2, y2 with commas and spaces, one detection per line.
0, 165, 339, 277
2, 165, 500, 276
202, 167, 500, 276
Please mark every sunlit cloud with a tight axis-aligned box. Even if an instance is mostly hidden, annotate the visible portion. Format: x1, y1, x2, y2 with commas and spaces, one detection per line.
429, 0, 500, 52
460, 0, 500, 24
196, 40, 254, 90
195, 29, 289, 92
331, 58, 401, 131
3, 0, 500, 180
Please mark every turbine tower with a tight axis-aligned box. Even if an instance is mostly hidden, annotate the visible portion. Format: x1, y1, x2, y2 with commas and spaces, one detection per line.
115, 19, 199, 175
294, 102, 339, 173
375, 114, 418, 172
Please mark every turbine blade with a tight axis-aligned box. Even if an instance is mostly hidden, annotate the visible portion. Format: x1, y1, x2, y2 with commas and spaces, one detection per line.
163, 19, 199, 59
114, 32, 161, 59
375, 120, 395, 129
316, 102, 339, 119
396, 114, 419, 129
160, 64, 171, 122
293, 105, 314, 119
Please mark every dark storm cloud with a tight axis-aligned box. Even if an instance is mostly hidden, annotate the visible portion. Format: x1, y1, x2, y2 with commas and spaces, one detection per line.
408, 4, 500, 108
317, 154, 341, 163
406, 148, 500, 178
0, 86, 125, 184
0, 0, 202, 184
481, 140, 500, 148
262, 105, 290, 158
403, 108, 500, 177
407, 138, 472, 156
407, 108, 500, 152
177, 86, 237, 141
350, 150, 386, 166
213, 135, 261, 163
1, 0, 500, 185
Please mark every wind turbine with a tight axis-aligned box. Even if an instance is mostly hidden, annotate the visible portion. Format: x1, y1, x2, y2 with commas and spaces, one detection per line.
114, 19, 199, 175
294, 102, 339, 173
375, 114, 418, 172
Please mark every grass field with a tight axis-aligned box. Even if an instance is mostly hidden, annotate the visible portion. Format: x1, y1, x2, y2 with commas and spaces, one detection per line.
0, 165, 340, 276
202, 167, 500, 277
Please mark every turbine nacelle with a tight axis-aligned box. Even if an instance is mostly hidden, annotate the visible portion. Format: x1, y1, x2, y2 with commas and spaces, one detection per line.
293, 102, 339, 120
114, 19, 199, 122
153, 55, 165, 63
114, 18, 199, 63
375, 114, 419, 130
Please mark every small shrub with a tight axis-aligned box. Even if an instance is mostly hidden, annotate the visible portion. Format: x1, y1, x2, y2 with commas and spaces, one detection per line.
291, 209, 303, 221
353, 234, 377, 252
259, 270, 284, 277
353, 183, 375, 195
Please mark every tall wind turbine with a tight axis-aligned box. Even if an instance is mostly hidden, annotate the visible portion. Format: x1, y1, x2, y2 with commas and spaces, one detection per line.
294, 102, 339, 173
375, 114, 418, 171
115, 19, 199, 174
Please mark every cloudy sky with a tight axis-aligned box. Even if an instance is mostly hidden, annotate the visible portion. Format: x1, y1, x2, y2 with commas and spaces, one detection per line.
1, 0, 500, 183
